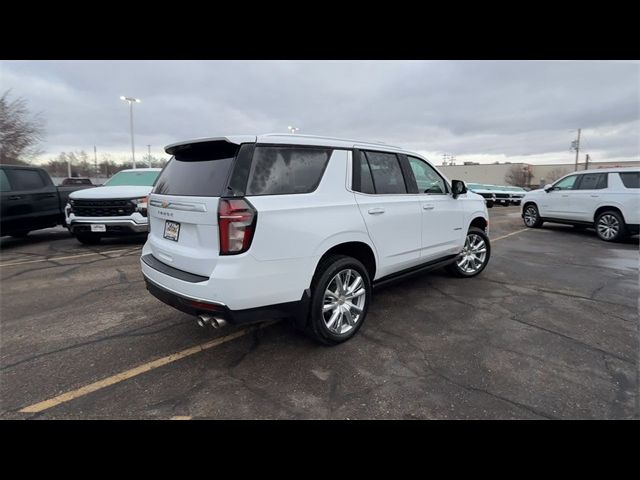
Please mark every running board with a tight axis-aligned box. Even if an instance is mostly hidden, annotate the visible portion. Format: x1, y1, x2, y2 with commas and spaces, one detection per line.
373, 254, 458, 290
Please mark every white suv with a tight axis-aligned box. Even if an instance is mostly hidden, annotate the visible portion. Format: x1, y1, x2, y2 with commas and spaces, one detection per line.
141, 135, 490, 344
521, 167, 640, 242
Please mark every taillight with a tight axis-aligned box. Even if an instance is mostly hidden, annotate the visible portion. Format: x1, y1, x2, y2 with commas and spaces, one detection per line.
218, 198, 257, 255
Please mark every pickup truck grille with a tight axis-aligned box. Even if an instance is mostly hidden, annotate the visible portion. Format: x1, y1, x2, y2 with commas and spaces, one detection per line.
72, 199, 135, 217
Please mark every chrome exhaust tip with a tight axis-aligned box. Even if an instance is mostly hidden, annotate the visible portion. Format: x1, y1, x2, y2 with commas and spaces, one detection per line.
197, 314, 212, 327
210, 317, 227, 329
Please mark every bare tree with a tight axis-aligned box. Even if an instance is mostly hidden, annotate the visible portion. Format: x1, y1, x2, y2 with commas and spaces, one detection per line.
546, 167, 570, 183
0, 90, 45, 165
504, 165, 534, 187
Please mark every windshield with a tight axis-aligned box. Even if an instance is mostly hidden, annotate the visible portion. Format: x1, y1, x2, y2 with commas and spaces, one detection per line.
104, 171, 159, 187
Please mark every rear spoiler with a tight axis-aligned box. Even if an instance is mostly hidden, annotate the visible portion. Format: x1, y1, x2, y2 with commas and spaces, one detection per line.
165, 136, 256, 155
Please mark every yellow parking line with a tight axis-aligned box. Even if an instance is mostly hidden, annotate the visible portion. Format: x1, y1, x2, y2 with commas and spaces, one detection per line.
492, 228, 531, 242
19, 325, 267, 414
170, 415, 192, 420
0, 248, 141, 268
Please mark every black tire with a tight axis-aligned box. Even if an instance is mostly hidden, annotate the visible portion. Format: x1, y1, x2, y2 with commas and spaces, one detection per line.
306, 255, 371, 345
76, 234, 102, 245
522, 203, 543, 228
446, 227, 491, 278
486, 201, 494, 208
10, 230, 30, 238
595, 210, 627, 242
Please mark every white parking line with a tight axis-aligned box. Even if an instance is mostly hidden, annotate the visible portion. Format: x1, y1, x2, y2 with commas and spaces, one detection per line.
0, 248, 142, 268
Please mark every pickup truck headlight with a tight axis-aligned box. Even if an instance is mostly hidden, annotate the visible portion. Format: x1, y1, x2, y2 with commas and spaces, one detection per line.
131, 196, 148, 216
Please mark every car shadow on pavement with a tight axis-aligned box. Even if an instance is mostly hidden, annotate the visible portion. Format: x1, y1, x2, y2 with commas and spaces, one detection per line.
540, 224, 639, 246
0, 229, 148, 250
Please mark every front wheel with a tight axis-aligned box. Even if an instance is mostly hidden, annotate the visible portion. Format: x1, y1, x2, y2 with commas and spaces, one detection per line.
523, 204, 543, 228
595, 210, 626, 242
447, 227, 491, 278
306, 255, 371, 345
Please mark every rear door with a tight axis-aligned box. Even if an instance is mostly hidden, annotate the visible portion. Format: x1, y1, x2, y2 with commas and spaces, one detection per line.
405, 155, 465, 260
352, 149, 422, 278
570, 172, 608, 221
147, 141, 248, 277
2, 167, 59, 233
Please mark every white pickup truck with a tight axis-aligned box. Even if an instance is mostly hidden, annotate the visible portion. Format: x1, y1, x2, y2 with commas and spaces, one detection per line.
65, 168, 161, 244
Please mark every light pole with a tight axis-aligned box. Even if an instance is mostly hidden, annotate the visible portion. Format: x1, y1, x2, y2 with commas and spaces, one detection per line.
120, 96, 141, 169
288, 126, 299, 134
147, 144, 152, 167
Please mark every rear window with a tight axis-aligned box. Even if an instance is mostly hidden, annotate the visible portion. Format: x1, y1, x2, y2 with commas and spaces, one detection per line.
5, 169, 46, 190
104, 171, 159, 187
153, 142, 239, 196
246, 146, 331, 195
619, 172, 639, 188
364, 151, 407, 194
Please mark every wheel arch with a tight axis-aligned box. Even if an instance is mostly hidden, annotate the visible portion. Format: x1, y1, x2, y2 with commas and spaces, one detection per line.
594, 205, 625, 224
312, 240, 377, 283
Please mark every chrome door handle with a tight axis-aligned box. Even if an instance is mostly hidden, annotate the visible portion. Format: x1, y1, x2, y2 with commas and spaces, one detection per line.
8, 195, 22, 200
368, 208, 385, 215
423, 204, 435, 210
561, 194, 569, 197
590, 195, 599, 198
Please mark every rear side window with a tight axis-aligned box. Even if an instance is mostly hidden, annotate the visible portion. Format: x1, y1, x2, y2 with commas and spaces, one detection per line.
363, 151, 407, 194
0, 170, 11, 191
153, 141, 239, 196
619, 172, 639, 188
352, 150, 375, 194
246, 146, 331, 195
577, 173, 607, 190
6, 169, 46, 190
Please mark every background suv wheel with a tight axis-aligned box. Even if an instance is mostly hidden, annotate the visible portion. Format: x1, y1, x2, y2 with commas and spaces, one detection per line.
523, 203, 543, 228
307, 255, 371, 345
595, 210, 626, 242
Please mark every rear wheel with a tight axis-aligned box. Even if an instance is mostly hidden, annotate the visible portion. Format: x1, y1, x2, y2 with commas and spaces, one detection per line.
306, 255, 371, 345
447, 227, 491, 278
595, 210, 626, 242
76, 234, 102, 245
523, 203, 543, 228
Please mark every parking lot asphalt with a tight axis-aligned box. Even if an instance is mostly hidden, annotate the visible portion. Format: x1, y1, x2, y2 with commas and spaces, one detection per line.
1, 206, 638, 419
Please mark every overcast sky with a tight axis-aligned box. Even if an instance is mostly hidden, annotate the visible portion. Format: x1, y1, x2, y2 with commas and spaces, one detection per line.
2, 60, 638, 165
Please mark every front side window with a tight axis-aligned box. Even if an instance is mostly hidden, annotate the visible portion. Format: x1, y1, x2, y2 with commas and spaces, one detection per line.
577, 173, 607, 190
407, 156, 447, 194
6, 169, 46, 190
363, 151, 407, 194
553, 175, 578, 190
0, 170, 11, 191
619, 172, 639, 189
246, 146, 331, 195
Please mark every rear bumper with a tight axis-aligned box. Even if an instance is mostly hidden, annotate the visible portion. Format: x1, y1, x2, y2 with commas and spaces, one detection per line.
143, 274, 309, 326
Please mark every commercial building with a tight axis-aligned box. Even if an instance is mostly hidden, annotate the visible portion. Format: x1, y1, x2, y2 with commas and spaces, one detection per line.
439, 160, 640, 187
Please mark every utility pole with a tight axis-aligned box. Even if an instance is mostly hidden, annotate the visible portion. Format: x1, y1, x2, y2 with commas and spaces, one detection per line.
94, 146, 98, 177
120, 96, 141, 169
67, 154, 71, 178
147, 144, 152, 167
572, 128, 581, 171
585, 153, 590, 170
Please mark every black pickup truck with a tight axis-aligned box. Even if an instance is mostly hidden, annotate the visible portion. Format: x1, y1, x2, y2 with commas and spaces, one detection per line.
0, 165, 93, 238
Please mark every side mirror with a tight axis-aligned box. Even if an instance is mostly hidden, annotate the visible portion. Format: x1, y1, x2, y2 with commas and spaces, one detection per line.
544, 183, 553, 192
451, 180, 467, 199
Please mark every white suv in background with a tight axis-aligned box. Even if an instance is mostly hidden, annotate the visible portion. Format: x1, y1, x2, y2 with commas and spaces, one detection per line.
521, 167, 640, 242
140, 134, 490, 344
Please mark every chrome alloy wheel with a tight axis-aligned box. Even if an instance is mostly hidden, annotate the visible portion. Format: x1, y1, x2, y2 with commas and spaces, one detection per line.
524, 206, 538, 227
597, 214, 619, 240
457, 233, 488, 274
322, 269, 366, 335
